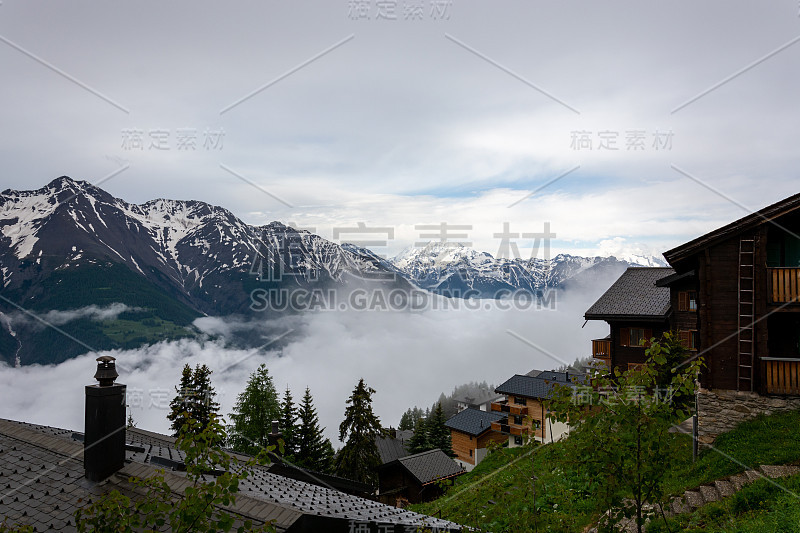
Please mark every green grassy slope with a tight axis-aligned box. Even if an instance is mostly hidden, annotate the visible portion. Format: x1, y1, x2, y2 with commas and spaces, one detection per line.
413, 409, 800, 533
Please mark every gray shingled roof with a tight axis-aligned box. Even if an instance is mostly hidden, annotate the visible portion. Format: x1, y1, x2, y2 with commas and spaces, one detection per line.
584, 267, 674, 320
392, 449, 465, 486
495, 374, 577, 400
0, 418, 461, 532
444, 408, 506, 437
375, 435, 410, 464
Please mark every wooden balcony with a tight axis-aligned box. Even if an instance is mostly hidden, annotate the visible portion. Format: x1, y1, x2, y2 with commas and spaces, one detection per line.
490, 401, 528, 416
768, 267, 800, 304
490, 420, 529, 436
592, 338, 611, 360
761, 358, 800, 395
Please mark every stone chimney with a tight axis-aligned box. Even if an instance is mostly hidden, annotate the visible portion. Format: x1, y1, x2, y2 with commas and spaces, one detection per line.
268, 420, 283, 455
84, 356, 127, 482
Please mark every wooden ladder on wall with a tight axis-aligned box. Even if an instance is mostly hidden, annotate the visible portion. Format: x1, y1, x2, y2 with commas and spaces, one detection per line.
737, 236, 756, 392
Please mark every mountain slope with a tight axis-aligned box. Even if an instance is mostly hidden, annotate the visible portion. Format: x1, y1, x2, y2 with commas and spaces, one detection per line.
391, 242, 665, 298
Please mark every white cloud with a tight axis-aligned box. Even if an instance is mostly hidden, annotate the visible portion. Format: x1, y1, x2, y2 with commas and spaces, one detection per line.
0, 286, 612, 445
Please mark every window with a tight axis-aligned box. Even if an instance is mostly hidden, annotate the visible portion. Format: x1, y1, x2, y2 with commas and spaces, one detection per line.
469, 449, 473, 457
679, 330, 700, 351
514, 397, 527, 406
514, 436, 523, 446
620, 327, 650, 347
513, 415, 523, 425
678, 291, 698, 312
533, 419, 542, 429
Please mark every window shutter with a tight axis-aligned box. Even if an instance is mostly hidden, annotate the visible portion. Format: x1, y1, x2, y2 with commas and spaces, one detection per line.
678, 291, 688, 312
679, 330, 691, 348
620, 327, 630, 347
644, 328, 653, 346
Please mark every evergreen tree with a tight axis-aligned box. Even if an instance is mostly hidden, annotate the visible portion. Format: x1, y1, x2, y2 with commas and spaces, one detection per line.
279, 386, 298, 459
167, 363, 220, 438
407, 416, 431, 454
295, 387, 333, 473
398, 409, 414, 431
320, 438, 336, 474
228, 364, 281, 454
334, 378, 383, 485
427, 402, 455, 457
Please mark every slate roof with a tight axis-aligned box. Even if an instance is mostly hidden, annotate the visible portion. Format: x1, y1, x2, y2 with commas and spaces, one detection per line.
444, 408, 505, 437
584, 267, 674, 320
495, 374, 577, 400
0, 418, 461, 532
388, 449, 465, 486
375, 435, 410, 465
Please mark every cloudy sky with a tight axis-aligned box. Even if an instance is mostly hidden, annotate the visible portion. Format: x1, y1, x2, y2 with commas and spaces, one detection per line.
1, 2, 800, 443
1, 1, 798, 258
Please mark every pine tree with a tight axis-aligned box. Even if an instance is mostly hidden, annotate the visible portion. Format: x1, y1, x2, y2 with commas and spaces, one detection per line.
295, 387, 333, 473
167, 364, 220, 437
228, 364, 281, 454
279, 386, 298, 459
398, 408, 414, 430
427, 402, 455, 457
407, 416, 431, 454
334, 379, 383, 485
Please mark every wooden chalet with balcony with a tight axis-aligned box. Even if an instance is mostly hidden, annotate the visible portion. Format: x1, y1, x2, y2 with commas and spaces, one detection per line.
584, 194, 800, 442
584, 267, 675, 373
490, 371, 581, 447
444, 408, 506, 471
662, 193, 800, 397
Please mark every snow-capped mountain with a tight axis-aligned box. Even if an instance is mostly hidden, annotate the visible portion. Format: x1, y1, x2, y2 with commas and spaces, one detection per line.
0, 176, 667, 364
0, 177, 406, 317
391, 242, 666, 298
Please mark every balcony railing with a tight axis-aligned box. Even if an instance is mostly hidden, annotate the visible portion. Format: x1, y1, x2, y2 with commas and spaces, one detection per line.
490, 421, 529, 436
768, 267, 800, 304
761, 358, 800, 395
490, 401, 528, 416
592, 339, 611, 359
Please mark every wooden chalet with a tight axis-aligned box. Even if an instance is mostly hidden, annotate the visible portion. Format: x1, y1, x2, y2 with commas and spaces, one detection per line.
444, 408, 506, 471
663, 193, 800, 395
587, 193, 800, 397
490, 371, 581, 446
377, 449, 465, 506
584, 267, 675, 372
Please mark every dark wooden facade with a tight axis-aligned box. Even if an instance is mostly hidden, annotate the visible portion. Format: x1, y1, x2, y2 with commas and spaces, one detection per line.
662, 195, 800, 395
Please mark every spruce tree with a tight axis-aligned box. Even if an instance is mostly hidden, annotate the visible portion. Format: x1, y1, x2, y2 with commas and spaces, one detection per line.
280, 386, 298, 459
334, 378, 383, 485
167, 363, 220, 437
427, 402, 455, 457
228, 364, 281, 454
407, 416, 431, 454
398, 408, 415, 431
295, 387, 333, 473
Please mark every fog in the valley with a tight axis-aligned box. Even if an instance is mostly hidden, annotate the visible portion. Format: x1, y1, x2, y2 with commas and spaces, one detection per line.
0, 283, 614, 445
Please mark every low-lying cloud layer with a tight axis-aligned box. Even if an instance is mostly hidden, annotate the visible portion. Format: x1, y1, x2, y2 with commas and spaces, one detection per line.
0, 288, 610, 445
7, 303, 142, 328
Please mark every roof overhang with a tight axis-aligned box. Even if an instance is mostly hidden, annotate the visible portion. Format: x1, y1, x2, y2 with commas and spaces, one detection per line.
663, 193, 800, 265
655, 270, 696, 287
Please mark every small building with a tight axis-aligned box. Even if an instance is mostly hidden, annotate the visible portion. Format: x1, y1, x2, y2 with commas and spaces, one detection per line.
378, 449, 465, 506
376, 429, 411, 465
491, 372, 582, 447
444, 408, 506, 471
453, 389, 503, 412
584, 267, 675, 372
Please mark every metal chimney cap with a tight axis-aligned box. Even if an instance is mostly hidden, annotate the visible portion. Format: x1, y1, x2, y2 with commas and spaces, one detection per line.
94, 356, 118, 387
